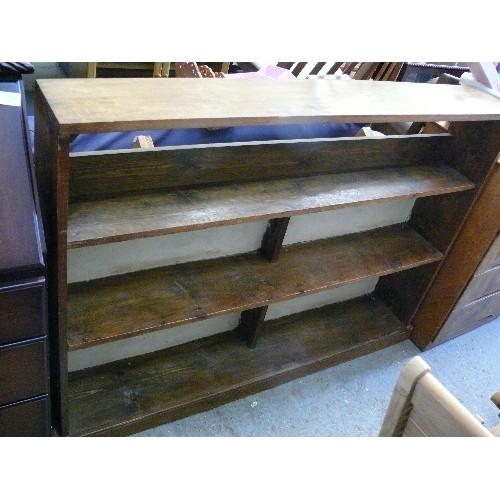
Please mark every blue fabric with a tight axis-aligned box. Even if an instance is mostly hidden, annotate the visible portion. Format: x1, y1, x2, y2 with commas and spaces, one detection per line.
69, 122, 363, 152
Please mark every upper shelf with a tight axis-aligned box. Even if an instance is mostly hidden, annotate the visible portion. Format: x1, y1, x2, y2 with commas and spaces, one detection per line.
36, 79, 500, 134
67, 164, 473, 248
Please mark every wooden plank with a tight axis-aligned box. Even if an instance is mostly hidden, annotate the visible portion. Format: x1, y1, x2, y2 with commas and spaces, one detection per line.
67, 164, 474, 248
34, 85, 71, 436
66, 224, 442, 350
260, 218, 290, 262
409, 143, 500, 348
35, 79, 500, 134
68, 134, 454, 200
237, 306, 268, 348
67, 294, 409, 436
407, 374, 492, 437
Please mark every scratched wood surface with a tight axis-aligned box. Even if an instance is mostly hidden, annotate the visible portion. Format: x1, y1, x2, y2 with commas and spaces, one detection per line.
68, 134, 453, 200
66, 224, 441, 350
36, 79, 500, 134
67, 165, 473, 248
67, 294, 409, 436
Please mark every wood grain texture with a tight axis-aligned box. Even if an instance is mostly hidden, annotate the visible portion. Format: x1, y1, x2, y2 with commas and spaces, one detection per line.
67, 224, 441, 350
67, 294, 409, 436
36, 79, 500, 134
405, 374, 493, 437
34, 86, 71, 436
68, 134, 453, 200
67, 165, 473, 248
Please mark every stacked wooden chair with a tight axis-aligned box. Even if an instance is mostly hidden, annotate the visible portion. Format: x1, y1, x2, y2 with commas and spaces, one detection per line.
380, 356, 499, 437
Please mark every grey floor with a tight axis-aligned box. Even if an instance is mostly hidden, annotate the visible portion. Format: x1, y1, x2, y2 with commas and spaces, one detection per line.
134, 316, 500, 437
23, 64, 499, 438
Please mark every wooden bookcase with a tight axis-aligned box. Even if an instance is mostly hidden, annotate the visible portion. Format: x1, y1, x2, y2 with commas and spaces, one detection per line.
34, 78, 500, 436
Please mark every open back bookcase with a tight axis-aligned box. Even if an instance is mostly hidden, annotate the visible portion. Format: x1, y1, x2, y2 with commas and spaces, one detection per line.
34, 78, 500, 436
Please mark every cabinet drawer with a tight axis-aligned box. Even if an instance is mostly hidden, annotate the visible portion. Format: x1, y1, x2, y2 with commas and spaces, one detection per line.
0, 396, 50, 437
0, 339, 48, 406
457, 266, 500, 307
0, 279, 46, 345
439, 290, 500, 341
476, 236, 500, 275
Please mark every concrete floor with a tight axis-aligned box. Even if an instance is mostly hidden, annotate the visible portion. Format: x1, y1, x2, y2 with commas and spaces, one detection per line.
134, 316, 500, 437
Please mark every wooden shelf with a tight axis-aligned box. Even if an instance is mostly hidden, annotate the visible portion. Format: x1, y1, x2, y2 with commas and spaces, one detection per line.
67, 165, 473, 248
67, 294, 409, 436
35, 77, 500, 436
67, 224, 441, 350
36, 79, 500, 134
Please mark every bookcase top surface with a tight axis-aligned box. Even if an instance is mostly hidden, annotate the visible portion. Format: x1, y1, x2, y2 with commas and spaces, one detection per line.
36, 78, 500, 134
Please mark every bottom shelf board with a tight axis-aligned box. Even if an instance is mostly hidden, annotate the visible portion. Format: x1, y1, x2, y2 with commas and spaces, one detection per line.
68, 294, 409, 436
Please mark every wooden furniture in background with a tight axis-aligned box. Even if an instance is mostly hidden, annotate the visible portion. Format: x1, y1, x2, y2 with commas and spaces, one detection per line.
85, 62, 171, 78
85, 63, 229, 78
275, 62, 403, 80
34, 78, 500, 436
0, 77, 50, 436
380, 356, 496, 437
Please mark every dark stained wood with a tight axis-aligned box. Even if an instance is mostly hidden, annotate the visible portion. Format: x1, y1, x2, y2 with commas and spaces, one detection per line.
69, 135, 453, 200
67, 294, 409, 436
36, 78, 500, 135
67, 165, 473, 248
377, 122, 500, 325
0, 91, 44, 279
410, 122, 500, 253
238, 306, 269, 348
34, 84, 71, 436
0, 339, 48, 406
0, 396, 51, 437
0, 279, 46, 345
261, 218, 290, 262
411, 163, 500, 348
67, 224, 442, 350
0, 78, 50, 437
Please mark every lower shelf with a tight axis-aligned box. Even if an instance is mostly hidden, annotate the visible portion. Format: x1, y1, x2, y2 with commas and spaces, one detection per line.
68, 293, 409, 436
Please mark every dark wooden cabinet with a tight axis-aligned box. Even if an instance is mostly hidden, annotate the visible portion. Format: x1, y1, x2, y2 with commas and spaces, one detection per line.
0, 78, 50, 436
34, 78, 500, 436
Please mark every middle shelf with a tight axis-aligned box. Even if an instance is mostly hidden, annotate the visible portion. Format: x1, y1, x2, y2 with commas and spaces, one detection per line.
67, 223, 442, 351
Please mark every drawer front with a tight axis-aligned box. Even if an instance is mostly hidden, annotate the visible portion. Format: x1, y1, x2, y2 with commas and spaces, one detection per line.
0, 396, 50, 437
476, 235, 500, 275
0, 339, 48, 406
0, 279, 46, 345
457, 266, 500, 307
439, 290, 500, 342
